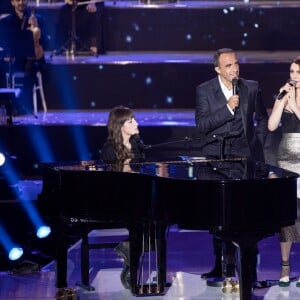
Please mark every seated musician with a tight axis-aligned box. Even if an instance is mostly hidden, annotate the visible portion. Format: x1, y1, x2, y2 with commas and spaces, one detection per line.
0, 0, 47, 115
100, 105, 146, 289
57, 0, 105, 56
0, 0, 12, 86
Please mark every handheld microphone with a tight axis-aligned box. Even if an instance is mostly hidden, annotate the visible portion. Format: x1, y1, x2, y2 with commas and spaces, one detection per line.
276, 79, 297, 100
232, 78, 239, 95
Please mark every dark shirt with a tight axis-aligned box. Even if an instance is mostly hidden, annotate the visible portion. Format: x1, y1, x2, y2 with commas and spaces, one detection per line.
0, 0, 12, 14
101, 135, 146, 164
0, 8, 47, 113
0, 8, 47, 61
281, 111, 300, 133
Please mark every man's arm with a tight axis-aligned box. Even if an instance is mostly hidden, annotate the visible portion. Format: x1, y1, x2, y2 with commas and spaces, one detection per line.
195, 83, 234, 134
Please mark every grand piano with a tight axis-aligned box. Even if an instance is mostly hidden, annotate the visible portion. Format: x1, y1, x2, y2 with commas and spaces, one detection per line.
37, 157, 298, 300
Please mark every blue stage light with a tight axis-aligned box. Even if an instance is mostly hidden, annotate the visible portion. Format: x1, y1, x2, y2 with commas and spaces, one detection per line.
36, 226, 51, 239
8, 247, 23, 261
0, 152, 6, 166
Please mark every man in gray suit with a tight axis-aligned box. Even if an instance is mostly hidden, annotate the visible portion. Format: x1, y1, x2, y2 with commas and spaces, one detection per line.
196, 48, 268, 161
195, 48, 268, 287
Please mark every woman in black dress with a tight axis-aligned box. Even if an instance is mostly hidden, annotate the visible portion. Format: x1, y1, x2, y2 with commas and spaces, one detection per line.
100, 106, 145, 289
268, 56, 300, 287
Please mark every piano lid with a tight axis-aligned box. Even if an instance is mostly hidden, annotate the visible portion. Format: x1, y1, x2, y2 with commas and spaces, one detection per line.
38, 156, 298, 232
50, 157, 299, 182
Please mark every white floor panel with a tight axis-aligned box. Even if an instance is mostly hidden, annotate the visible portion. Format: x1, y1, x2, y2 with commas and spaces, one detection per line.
74, 269, 300, 300
88, 269, 235, 300
263, 284, 300, 300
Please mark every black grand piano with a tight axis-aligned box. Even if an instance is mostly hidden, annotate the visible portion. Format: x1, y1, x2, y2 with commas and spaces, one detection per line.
37, 157, 298, 300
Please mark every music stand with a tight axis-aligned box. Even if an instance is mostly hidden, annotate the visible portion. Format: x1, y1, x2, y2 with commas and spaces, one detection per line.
52, 1, 79, 57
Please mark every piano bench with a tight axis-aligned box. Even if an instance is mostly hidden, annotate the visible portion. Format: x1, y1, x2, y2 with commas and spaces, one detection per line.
80, 227, 122, 288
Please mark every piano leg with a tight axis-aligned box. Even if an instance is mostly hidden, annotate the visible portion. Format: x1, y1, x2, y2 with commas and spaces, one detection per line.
235, 244, 254, 300
217, 233, 262, 300
55, 223, 69, 288
156, 222, 167, 292
233, 238, 260, 300
81, 226, 90, 287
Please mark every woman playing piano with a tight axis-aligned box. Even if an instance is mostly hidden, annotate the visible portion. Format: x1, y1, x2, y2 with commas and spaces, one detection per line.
100, 105, 146, 289
268, 56, 300, 288
101, 105, 145, 164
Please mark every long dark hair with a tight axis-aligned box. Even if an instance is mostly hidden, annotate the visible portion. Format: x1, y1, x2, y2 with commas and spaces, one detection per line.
107, 106, 135, 161
292, 56, 300, 67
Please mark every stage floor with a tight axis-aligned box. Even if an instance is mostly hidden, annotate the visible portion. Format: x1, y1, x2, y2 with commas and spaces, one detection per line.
12, 109, 195, 126
46, 50, 300, 65
0, 109, 295, 299
1, 223, 300, 299
32, 0, 300, 9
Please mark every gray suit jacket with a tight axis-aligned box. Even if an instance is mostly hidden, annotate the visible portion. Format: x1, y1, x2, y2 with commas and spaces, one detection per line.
195, 77, 268, 161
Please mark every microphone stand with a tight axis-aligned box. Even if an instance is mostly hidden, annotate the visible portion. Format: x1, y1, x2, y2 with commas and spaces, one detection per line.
144, 131, 242, 161
217, 135, 225, 160
50, 0, 79, 57
144, 136, 193, 150
70, 0, 78, 57
211, 130, 243, 160
144, 135, 228, 152
6, 51, 14, 89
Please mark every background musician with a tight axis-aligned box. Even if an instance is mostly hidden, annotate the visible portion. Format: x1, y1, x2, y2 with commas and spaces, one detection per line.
0, 0, 47, 115
195, 48, 268, 290
0, 0, 13, 87
57, 0, 105, 56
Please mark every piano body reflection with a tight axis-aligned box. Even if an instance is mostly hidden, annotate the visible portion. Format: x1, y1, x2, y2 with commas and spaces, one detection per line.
37, 157, 298, 300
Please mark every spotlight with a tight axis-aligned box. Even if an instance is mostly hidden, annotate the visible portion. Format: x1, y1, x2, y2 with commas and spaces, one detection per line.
8, 247, 23, 261
0, 151, 19, 199
0, 152, 5, 166
36, 226, 51, 239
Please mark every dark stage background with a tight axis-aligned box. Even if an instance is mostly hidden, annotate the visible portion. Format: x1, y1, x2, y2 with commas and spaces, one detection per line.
1, 0, 295, 177
1, 1, 300, 110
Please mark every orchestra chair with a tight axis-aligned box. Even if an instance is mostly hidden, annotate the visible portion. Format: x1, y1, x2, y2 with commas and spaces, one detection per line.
0, 88, 20, 125
6, 71, 47, 116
